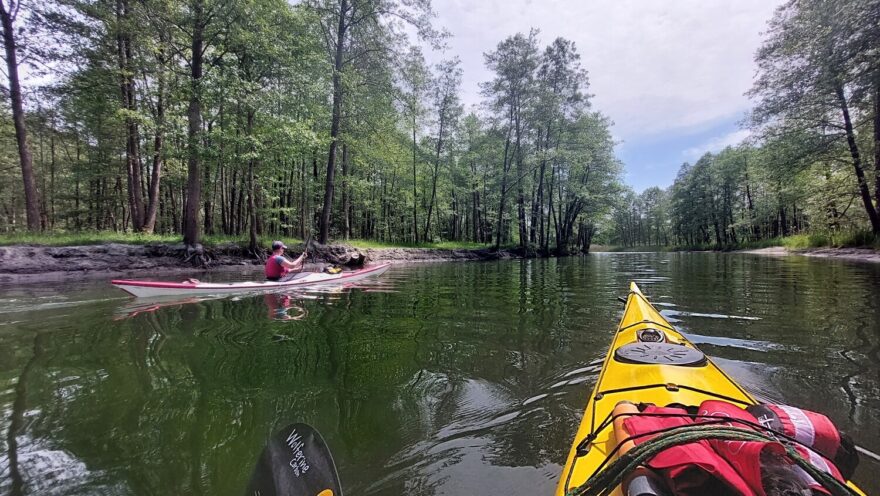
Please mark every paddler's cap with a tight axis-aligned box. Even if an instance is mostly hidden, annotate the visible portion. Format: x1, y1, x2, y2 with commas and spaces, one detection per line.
272, 240, 287, 250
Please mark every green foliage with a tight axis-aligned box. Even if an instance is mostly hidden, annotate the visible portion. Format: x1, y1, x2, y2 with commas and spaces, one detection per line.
606, 136, 878, 250
345, 239, 491, 250
0, 1, 623, 257
0, 231, 252, 247
601, 0, 880, 249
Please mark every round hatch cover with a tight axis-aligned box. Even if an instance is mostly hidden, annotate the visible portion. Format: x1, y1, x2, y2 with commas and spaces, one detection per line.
614, 342, 706, 366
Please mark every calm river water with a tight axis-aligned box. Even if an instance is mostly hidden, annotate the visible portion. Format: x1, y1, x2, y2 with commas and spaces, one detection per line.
1, 253, 879, 495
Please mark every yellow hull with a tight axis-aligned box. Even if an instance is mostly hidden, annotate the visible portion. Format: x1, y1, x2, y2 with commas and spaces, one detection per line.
556, 282, 864, 496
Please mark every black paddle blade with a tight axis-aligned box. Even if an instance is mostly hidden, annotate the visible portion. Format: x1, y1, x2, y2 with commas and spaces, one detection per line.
245, 423, 343, 496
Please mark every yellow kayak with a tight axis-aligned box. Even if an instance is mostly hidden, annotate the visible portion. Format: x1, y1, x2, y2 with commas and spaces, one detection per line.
556, 282, 865, 496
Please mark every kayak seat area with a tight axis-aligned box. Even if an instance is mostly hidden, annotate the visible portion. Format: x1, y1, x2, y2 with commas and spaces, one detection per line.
613, 342, 707, 366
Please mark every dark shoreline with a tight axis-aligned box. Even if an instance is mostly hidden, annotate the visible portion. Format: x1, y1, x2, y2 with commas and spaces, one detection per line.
6, 242, 875, 286
0, 242, 530, 284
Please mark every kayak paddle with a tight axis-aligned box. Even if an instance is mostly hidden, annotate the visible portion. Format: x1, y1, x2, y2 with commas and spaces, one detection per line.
304, 235, 313, 262
244, 423, 343, 496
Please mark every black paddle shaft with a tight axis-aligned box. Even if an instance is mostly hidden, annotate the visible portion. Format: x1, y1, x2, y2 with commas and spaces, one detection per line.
245, 423, 343, 496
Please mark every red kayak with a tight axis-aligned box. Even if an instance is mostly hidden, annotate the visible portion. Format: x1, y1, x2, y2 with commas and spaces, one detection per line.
112, 262, 391, 297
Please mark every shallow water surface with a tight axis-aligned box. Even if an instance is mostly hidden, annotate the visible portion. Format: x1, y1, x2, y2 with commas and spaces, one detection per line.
1, 253, 879, 495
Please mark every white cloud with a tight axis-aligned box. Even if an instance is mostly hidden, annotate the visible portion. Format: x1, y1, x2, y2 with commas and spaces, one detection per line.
682, 128, 751, 160
427, 0, 781, 138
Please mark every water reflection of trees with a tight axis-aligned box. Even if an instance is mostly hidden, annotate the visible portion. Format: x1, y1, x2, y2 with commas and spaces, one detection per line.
2, 257, 878, 495
5, 332, 44, 496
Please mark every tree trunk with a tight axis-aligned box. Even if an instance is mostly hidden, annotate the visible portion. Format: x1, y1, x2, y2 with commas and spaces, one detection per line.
836, 85, 880, 234
116, 0, 144, 231
75, 142, 81, 229
203, 154, 212, 234
514, 113, 527, 249
536, 158, 546, 249
183, 0, 204, 246
873, 77, 880, 208
0, 0, 40, 231
319, 0, 348, 244
49, 117, 56, 229
546, 161, 556, 253
299, 156, 306, 237
745, 179, 757, 240
424, 117, 445, 240
341, 143, 350, 239
471, 160, 479, 243
494, 131, 512, 249
450, 188, 459, 240
246, 109, 258, 253
412, 125, 418, 243
143, 63, 165, 233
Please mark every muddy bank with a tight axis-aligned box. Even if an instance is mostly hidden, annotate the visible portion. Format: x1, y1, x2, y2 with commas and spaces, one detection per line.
741, 246, 880, 263
0, 242, 527, 284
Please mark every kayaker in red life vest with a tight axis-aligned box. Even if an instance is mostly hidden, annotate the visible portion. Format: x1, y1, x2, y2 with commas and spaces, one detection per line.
265, 241, 307, 281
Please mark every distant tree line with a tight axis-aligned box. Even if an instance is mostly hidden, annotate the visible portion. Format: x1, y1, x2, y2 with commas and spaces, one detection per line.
604, 0, 880, 248
0, 0, 622, 255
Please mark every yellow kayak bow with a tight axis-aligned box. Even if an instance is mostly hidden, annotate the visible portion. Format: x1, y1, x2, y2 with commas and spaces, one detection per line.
556, 282, 865, 496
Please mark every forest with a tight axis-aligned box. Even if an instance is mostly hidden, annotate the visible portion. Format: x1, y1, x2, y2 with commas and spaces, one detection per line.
2, 0, 878, 255
604, 0, 880, 249
0, 0, 621, 255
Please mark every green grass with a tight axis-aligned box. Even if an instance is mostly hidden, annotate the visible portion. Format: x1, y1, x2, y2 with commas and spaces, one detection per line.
779, 234, 826, 249
780, 230, 880, 250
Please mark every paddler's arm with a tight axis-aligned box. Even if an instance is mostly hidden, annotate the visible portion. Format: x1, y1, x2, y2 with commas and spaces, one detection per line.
280, 251, 307, 271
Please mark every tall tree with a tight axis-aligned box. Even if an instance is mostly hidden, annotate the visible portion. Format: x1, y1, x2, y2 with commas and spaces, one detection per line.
423, 57, 461, 240
750, 0, 880, 234
532, 37, 589, 251
398, 46, 429, 242
115, 0, 144, 230
309, 0, 437, 244
179, 0, 236, 248
0, 0, 40, 230
483, 30, 539, 249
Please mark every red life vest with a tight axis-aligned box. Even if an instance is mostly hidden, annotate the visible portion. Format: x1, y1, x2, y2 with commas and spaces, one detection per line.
746, 403, 850, 485
695, 400, 788, 496
747, 404, 841, 463
265, 255, 288, 279
622, 401, 851, 496
623, 404, 756, 496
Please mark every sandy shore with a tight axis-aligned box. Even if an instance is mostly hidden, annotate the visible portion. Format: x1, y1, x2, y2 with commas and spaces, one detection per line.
740, 246, 880, 263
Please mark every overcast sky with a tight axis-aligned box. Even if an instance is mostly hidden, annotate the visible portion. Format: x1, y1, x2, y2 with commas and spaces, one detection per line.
424, 0, 783, 192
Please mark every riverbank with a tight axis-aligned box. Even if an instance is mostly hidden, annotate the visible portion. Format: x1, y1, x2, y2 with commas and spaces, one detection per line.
740, 246, 880, 263
0, 241, 527, 284
591, 244, 880, 263
593, 231, 880, 263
